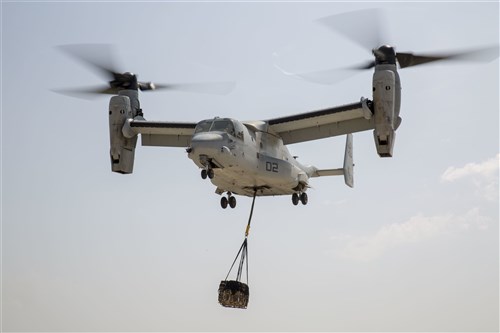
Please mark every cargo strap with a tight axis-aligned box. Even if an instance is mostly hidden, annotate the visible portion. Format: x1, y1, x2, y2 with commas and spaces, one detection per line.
225, 238, 248, 283
224, 190, 257, 284
245, 190, 257, 237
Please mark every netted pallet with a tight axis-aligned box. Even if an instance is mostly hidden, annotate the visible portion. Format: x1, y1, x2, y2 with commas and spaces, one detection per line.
218, 280, 249, 309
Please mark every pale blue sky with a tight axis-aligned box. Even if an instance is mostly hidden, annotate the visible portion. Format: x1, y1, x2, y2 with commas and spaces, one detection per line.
2, 1, 499, 332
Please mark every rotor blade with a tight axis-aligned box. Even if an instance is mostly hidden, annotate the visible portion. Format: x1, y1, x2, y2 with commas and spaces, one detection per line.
397, 45, 499, 68
317, 9, 386, 51
52, 86, 119, 99
396, 53, 450, 69
274, 62, 366, 85
57, 44, 120, 79
349, 60, 376, 70
152, 81, 236, 95
274, 46, 375, 86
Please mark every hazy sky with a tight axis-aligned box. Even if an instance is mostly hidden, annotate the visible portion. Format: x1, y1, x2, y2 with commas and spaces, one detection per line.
2, 1, 499, 332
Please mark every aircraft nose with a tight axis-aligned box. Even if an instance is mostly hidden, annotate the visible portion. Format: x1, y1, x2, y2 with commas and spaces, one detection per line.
189, 133, 227, 155
191, 133, 224, 142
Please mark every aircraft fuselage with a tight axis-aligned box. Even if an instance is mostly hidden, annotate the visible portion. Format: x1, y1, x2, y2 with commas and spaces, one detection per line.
187, 117, 313, 197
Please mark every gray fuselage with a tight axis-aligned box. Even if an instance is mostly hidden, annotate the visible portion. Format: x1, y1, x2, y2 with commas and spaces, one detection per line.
187, 118, 314, 197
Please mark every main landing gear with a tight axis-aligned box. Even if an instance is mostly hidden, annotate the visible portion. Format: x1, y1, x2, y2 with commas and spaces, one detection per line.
221, 192, 237, 209
292, 192, 308, 206
201, 168, 214, 179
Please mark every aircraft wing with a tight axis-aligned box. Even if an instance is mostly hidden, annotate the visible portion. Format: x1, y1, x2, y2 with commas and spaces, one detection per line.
129, 120, 196, 147
267, 98, 374, 145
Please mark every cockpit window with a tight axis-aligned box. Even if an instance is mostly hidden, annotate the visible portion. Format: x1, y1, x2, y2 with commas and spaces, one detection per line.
194, 120, 212, 134
210, 120, 235, 136
194, 119, 236, 137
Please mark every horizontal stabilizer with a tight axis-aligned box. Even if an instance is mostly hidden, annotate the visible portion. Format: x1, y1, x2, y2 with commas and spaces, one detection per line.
314, 168, 343, 177
310, 134, 354, 188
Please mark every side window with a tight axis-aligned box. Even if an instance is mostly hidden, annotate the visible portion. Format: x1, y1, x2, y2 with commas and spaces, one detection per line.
226, 122, 235, 137
232, 121, 245, 141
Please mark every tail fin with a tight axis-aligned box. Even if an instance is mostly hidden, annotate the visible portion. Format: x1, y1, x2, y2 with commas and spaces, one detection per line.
311, 134, 354, 188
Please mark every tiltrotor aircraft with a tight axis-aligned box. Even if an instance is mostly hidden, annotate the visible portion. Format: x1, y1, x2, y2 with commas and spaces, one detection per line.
58, 11, 497, 209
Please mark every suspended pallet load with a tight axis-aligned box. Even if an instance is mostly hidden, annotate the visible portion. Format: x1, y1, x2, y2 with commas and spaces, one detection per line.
218, 190, 256, 309
218, 238, 249, 309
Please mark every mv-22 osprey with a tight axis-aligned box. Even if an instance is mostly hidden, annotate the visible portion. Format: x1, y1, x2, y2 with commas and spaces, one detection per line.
105, 46, 401, 209
60, 12, 496, 209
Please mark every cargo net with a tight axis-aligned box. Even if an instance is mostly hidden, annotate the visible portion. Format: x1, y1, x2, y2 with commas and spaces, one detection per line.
218, 238, 249, 309
218, 191, 256, 309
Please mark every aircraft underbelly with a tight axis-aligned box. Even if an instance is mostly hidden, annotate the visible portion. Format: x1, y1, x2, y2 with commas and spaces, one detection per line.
188, 140, 305, 197
210, 169, 297, 196
210, 156, 302, 197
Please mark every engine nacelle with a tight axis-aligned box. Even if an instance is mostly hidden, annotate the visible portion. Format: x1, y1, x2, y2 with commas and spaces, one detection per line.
109, 95, 137, 174
372, 68, 396, 157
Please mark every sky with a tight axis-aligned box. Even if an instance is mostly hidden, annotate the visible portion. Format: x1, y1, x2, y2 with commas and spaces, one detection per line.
1, 1, 499, 332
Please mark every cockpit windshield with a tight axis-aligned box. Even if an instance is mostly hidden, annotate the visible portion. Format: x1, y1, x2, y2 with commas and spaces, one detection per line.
194, 119, 236, 137
194, 120, 212, 134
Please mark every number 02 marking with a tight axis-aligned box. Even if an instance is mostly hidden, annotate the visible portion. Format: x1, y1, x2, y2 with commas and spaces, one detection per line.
266, 162, 278, 173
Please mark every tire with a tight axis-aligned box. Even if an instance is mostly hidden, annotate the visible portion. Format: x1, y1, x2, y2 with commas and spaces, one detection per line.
201, 169, 208, 179
208, 169, 215, 179
220, 196, 228, 209
228, 196, 237, 208
300, 192, 308, 205
292, 193, 299, 206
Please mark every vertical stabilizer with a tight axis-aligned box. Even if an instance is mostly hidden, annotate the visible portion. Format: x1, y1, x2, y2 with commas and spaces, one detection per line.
343, 134, 354, 188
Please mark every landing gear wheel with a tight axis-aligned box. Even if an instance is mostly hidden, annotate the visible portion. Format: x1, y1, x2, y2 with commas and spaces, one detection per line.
201, 169, 208, 179
207, 169, 215, 179
220, 196, 228, 209
228, 196, 237, 209
292, 193, 299, 206
300, 192, 308, 205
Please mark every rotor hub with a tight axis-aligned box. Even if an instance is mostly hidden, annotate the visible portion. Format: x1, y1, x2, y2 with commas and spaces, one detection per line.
373, 45, 397, 65
110, 72, 139, 91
